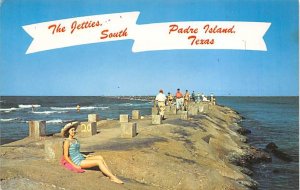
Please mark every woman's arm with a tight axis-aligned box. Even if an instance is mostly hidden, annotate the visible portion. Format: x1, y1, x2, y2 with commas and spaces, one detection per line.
63, 140, 81, 169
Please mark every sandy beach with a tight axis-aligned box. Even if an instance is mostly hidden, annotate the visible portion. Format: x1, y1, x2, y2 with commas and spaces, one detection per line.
0, 102, 266, 190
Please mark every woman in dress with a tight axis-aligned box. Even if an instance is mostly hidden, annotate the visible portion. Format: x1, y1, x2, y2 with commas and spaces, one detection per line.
61, 121, 124, 184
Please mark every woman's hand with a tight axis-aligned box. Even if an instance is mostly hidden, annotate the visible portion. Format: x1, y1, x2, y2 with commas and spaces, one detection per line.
82, 154, 93, 158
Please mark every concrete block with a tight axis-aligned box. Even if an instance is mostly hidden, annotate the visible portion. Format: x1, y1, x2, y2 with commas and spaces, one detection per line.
77, 122, 97, 137
189, 106, 199, 116
45, 138, 63, 160
180, 111, 188, 120
152, 115, 162, 125
152, 107, 158, 115
132, 110, 141, 120
88, 114, 99, 122
28, 120, 46, 138
96, 120, 104, 127
120, 122, 137, 138
120, 114, 129, 123
199, 103, 208, 113
165, 106, 176, 115
164, 106, 171, 113
171, 105, 177, 114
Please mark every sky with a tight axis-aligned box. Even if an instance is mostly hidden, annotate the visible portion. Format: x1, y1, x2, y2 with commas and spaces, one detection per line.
0, 0, 299, 96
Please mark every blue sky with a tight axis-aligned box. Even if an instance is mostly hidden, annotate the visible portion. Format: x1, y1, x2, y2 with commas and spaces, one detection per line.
0, 0, 298, 96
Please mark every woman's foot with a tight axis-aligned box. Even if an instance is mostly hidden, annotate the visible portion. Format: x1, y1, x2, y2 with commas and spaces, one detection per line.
110, 176, 124, 184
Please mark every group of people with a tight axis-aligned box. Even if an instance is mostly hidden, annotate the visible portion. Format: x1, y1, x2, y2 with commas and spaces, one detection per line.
155, 89, 217, 119
154, 88, 192, 119
190, 91, 216, 105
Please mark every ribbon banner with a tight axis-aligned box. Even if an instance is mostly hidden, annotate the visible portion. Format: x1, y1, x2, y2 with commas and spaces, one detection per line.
23, 12, 271, 54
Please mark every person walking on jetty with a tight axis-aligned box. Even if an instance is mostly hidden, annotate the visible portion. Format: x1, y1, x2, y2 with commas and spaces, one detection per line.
202, 94, 209, 102
191, 91, 195, 102
155, 89, 167, 119
61, 121, 124, 184
184, 90, 190, 111
196, 92, 201, 102
167, 92, 173, 106
175, 88, 184, 111
210, 93, 216, 105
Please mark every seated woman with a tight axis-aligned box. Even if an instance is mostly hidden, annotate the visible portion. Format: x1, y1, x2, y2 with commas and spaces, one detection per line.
61, 121, 124, 184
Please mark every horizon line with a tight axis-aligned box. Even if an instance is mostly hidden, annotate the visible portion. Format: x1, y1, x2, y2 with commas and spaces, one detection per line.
0, 95, 299, 97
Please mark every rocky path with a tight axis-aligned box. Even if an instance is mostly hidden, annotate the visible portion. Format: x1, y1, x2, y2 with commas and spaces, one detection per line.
1, 103, 263, 190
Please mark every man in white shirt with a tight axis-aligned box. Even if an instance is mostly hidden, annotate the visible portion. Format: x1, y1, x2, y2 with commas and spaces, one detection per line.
155, 89, 167, 119
202, 94, 208, 102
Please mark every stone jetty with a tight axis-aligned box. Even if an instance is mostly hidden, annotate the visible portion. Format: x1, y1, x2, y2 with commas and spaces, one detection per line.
0, 102, 267, 190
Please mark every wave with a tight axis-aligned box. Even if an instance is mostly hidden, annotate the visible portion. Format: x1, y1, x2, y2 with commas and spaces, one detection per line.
119, 102, 152, 107
46, 119, 64, 124
50, 106, 109, 110
32, 110, 68, 115
119, 103, 133, 106
98, 106, 109, 110
19, 104, 41, 108
0, 118, 23, 122
0, 107, 19, 112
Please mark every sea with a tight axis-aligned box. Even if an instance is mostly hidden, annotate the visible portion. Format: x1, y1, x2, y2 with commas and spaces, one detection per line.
0, 96, 298, 190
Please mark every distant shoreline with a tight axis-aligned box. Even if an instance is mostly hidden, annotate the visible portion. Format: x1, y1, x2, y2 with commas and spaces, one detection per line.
1, 95, 299, 98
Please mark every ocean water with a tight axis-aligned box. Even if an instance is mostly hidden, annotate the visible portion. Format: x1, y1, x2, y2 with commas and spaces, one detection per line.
218, 96, 299, 190
0, 96, 153, 144
0, 96, 299, 189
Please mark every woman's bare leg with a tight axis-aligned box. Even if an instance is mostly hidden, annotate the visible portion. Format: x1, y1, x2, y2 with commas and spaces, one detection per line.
80, 157, 123, 184
86, 156, 110, 171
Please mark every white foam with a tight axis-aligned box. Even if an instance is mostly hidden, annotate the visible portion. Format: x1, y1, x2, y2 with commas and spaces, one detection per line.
50, 107, 77, 110
98, 106, 109, 110
0, 108, 19, 112
80, 106, 98, 110
32, 110, 67, 114
51, 106, 109, 110
120, 103, 133, 106
19, 104, 41, 108
0, 118, 20, 122
46, 119, 63, 124
120, 102, 152, 107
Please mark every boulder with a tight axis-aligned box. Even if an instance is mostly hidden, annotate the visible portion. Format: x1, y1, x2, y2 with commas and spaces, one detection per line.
237, 127, 251, 135
266, 142, 293, 162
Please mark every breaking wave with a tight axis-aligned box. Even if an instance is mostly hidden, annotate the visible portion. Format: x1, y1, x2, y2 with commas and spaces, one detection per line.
32, 110, 68, 115
50, 106, 109, 110
18, 104, 41, 108
46, 119, 64, 124
0, 108, 19, 112
0, 118, 23, 122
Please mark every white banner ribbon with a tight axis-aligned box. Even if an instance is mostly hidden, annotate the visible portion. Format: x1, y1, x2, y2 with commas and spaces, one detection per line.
23, 12, 139, 54
23, 11, 271, 54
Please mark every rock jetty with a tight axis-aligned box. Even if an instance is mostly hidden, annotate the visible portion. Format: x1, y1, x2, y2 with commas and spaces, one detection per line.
1, 102, 268, 190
